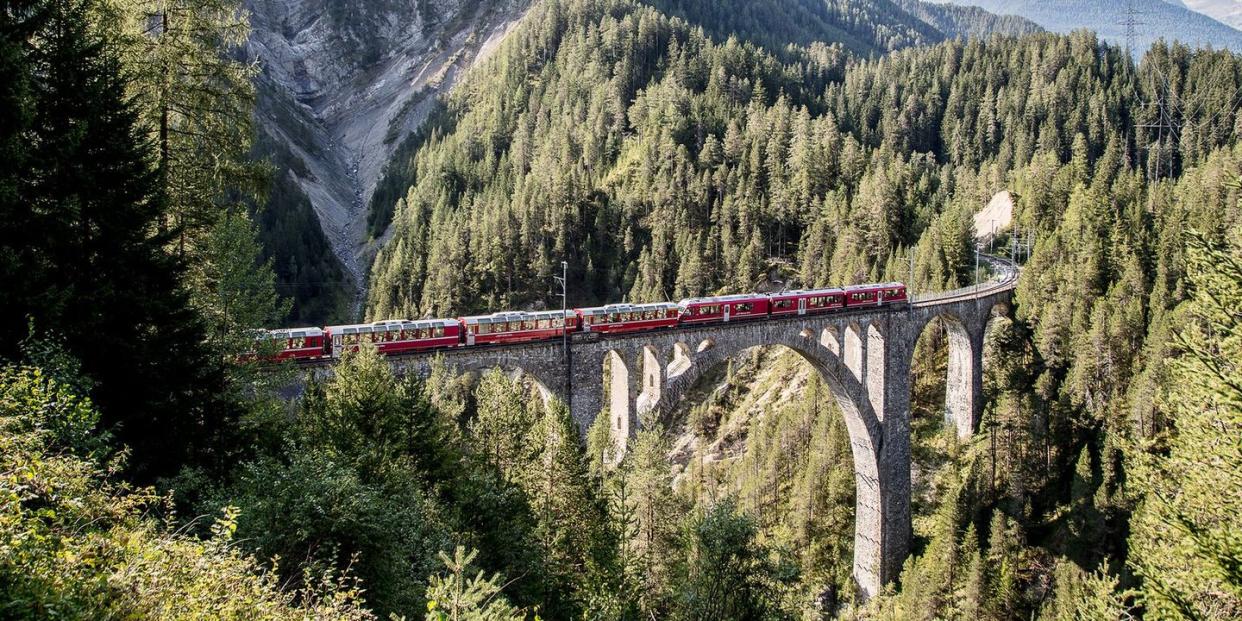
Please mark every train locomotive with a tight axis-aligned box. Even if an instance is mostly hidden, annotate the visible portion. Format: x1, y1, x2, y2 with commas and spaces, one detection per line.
256, 283, 908, 362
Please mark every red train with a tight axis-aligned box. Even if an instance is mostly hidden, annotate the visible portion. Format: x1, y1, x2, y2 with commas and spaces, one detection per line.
255, 283, 907, 362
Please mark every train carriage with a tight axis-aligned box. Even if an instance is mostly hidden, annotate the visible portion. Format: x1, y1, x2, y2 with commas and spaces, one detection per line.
579, 302, 679, 335
461, 310, 578, 346
678, 294, 769, 324
253, 327, 328, 361
842, 283, 908, 308
327, 319, 461, 358
768, 288, 846, 316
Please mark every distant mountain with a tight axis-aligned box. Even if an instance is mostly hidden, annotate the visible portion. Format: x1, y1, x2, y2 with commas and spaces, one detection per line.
896, 0, 1042, 39
935, 0, 1242, 52
636, 0, 1041, 57
1175, 0, 1242, 31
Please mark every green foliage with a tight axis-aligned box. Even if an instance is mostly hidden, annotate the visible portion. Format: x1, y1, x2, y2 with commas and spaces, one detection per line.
0, 0, 226, 480
1039, 559, 1136, 621
107, 0, 285, 353
670, 498, 794, 620
0, 362, 375, 619
219, 346, 452, 617
1127, 229, 1242, 619
425, 546, 524, 621
110, 0, 265, 251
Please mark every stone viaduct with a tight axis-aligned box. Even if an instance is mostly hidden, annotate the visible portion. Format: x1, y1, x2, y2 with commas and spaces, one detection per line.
306, 257, 1017, 600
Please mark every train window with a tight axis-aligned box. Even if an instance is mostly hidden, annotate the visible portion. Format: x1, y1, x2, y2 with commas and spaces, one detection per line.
737, 303, 752, 312
536, 319, 547, 329
434, 327, 444, 337
554, 318, 564, 328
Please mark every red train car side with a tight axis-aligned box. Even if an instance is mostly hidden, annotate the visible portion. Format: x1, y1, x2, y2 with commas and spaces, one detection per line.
579, 303, 679, 335
842, 283, 908, 308
327, 319, 461, 358
678, 294, 769, 324
461, 310, 578, 346
255, 327, 328, 361
768, 288, 846, 316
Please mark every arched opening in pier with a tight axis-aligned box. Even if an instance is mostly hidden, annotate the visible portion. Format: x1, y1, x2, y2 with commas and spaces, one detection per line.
654, 339, 887, 604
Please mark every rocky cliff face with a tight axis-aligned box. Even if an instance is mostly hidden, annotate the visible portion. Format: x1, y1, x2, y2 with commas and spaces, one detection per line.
245, 0, 529, 300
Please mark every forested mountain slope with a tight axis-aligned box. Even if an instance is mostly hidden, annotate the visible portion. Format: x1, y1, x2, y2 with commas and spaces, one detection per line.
895, 0, 1040, 39
939, 0, 1242, 53
248, 0, 1039, 323
365, 0, 1239, 320
638, 0, 941, 55
1177, 0, 1242, 31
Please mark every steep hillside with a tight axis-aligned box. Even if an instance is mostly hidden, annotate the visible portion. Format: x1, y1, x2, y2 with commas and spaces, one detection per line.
1177, 0, 1242, 32
242, 0, 1050, 319
245, 0, 531, 318
364, 0, 1241, 321
896, 0, 1041, 39
938, 0, 1242, 52
638, 0, 942, 55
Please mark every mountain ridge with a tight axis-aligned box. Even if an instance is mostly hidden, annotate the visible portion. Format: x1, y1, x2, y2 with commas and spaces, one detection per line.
935, 0, 1242, 53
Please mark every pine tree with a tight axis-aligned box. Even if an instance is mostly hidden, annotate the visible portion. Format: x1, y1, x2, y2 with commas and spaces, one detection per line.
14, 0, 223, 480
425, 546, 524, 621
0, 0, 39, 336
1128, 229, 1242, 619
529, 399, 618, 618
110, 0, 263, 254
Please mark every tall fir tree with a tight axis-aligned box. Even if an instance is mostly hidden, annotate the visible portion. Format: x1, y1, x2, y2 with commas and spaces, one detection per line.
8, 0, 225, 480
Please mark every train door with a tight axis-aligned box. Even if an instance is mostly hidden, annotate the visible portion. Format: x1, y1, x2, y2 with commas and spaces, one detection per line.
723, 304, 731, 322
797, 298, 807, 316
466, 326, 476, 346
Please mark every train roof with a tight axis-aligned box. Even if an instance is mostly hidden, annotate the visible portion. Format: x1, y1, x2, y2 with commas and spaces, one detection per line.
842, 282, 905, 291
678, 293, 768, 305
770, 287, 846, 297
326, 319, 457, 334
460, 309, 575, 325
261, 327, 324, 339
578, 302, 679, 315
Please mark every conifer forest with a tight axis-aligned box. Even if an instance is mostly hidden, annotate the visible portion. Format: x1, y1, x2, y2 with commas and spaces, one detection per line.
2, 0, 1241, 618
